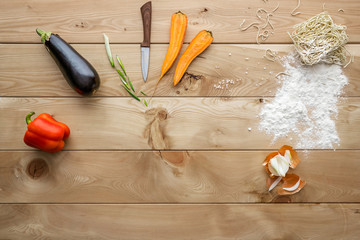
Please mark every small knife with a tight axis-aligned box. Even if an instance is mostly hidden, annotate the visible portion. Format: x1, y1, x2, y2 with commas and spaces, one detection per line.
140, 1, 152, 82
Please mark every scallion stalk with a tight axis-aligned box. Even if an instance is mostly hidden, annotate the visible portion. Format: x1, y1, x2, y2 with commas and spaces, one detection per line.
122, 85, 140, 101
103, 33, 114, 67
120, 77, 131, 90
116, 68, 127, 83
116, 56, 135, 93
116, 56, 127, 76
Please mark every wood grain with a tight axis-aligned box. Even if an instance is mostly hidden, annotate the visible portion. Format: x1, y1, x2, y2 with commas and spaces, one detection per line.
0, 97, 359, 150
0, 151, 359, 203
0, 0, 359, 44
0, 44, 359, 97
1, 204, 360, 239
1, 1, 360, 237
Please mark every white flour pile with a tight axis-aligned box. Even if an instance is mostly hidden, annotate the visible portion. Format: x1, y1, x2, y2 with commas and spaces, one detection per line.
259, 56, 348, 149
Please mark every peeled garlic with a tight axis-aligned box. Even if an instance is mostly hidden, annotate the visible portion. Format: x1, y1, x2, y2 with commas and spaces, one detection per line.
269, 154, 290, 177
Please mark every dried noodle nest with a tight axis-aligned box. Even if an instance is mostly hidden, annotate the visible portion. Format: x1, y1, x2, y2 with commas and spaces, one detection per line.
289, 12, 349, 66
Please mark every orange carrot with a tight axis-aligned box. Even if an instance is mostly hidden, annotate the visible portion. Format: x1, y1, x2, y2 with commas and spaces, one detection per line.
174, 30, 213, 86
151, 11, 187, 97
160, 11, 187, 79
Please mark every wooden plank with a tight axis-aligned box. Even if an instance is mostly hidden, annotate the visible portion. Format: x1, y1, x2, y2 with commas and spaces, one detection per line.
0, 44, 359, 97
0, 204, 359, 239
0, 0, 359, 44
0, 151, 359, 203
0, 97, 359, 150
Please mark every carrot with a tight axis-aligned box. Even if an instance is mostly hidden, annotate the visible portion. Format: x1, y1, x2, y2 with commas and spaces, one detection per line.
160, 11, 187, 79
151, 11, 187, 98
174, 30, 213, 86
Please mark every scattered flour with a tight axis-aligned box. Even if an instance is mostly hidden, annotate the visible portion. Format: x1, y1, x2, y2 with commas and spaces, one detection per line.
214, 79, 236, 90
259, 56, 348, 149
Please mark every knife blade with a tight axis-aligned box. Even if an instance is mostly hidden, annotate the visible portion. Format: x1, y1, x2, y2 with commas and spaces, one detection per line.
140, 1, 152, 82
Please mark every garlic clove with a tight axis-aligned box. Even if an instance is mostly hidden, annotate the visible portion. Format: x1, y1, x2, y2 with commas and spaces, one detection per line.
269, 154, 290, 177
279, 145, 301, 169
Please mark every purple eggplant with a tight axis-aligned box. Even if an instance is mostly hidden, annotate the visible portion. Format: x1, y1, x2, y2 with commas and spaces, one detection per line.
36, 28, 100, 96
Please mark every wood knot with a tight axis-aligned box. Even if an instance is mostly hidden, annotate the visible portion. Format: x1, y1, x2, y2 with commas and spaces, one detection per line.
184, 72, 202, 81
75, 21, 88, 28
145, 107, 168, 122
157, 110, 167, 120
176, 72, 204, 95
144, 108, 169, 149
27, 159, 49, 179
160, 151, 186, 166
201, 8, 208, 13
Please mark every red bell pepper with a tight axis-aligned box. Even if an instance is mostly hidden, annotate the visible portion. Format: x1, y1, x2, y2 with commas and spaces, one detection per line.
23, 112, 70, 153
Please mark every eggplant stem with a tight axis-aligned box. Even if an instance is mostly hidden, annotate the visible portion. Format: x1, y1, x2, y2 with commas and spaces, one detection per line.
36, 28, 52, 44
26, 112, 35, 125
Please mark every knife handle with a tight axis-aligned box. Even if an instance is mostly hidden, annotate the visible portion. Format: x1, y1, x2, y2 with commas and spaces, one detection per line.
140, 1, 152, 47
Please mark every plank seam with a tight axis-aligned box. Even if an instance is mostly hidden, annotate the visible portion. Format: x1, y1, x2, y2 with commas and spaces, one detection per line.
0, 202, 359, 205
1, 149, 360, 152
0, 96, 359, 99
1, 42, 360, 45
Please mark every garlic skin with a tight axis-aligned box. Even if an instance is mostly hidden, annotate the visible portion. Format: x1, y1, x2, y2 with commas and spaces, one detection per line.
284, 150, 292, 164
268, 151, 291, 177
283, 178, 301, 191
268, 176, 282, 191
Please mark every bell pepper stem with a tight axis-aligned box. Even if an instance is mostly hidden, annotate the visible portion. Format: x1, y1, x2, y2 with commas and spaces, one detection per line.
36, 28, 52, 44
26, 112, 35, 125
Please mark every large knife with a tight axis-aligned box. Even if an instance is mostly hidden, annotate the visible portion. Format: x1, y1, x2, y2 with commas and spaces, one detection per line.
140, 1, 152, 82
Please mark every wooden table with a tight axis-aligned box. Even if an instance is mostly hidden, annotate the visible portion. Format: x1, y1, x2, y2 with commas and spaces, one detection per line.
1, 0, 360, 239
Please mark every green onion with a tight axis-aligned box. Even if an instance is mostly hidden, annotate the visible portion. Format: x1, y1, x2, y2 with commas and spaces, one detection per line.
116, 68, 127, 83
122, 85, 140, 101
127, 77, 135, 93
116, 56, 135, 93
140, 91, 147, 96
103, 33, 114, 67
120, 77, 131, 90
116, 68, 134, 93
103, 34, 143, 103
116, 56, 127, 76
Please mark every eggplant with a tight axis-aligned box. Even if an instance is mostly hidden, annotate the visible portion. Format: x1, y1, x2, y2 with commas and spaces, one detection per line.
36, 28, 100, 96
